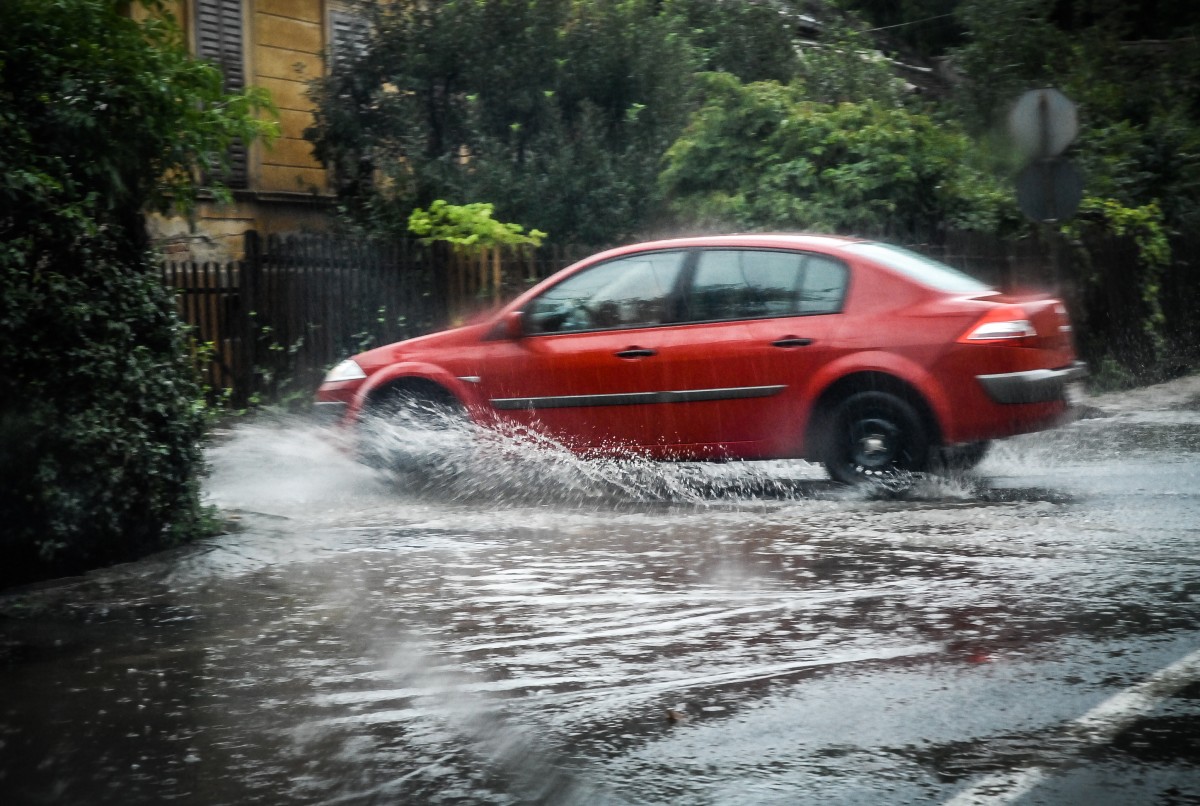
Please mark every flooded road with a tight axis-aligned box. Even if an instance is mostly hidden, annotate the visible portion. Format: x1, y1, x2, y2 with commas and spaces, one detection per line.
2, 377, 1199, 805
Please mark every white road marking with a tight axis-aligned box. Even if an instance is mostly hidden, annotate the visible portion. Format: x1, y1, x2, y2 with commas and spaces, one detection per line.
943, 646, 1200, 806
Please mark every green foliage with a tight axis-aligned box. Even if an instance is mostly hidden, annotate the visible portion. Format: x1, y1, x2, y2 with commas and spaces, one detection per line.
0, 0, 278, 242
660, 0, 800, 82
1063, 197, 1171, 364
408, 201, 546, 252
793, 18, 907, 107
949, 0, 1069, 130
949, 0, 1200, 234
1077, 199, 1169, 271
1085, 354, 1137, 393
0, 255, 210, 586
660, 73, 1011, 240
0, 0, 277, 587
307, 0, 696, 244
1062, 40, 1200, 234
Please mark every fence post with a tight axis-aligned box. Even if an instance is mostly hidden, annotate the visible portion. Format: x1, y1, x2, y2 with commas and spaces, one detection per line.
431, 240, 452, 327
239, 230, 262, 408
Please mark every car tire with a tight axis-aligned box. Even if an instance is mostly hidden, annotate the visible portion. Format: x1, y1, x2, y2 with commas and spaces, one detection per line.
821, 391, 930, 484
360, 385, 465, 474
378, 387, 462, 426
931, 441, 991, 474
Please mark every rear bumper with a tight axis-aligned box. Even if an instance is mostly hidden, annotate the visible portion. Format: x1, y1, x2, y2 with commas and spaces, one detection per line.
976, 361, 1088, 404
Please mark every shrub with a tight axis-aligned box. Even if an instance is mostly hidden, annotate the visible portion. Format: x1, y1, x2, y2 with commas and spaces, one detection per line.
0, 254, 210, 587
0, 0, 274, 587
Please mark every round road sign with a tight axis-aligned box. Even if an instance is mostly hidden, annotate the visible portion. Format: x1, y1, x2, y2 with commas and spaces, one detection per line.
1008, 88, 1079, 160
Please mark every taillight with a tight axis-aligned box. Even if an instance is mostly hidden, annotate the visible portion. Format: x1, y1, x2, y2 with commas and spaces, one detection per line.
959, 306, 1037, 345
1054, 303, 1073, 334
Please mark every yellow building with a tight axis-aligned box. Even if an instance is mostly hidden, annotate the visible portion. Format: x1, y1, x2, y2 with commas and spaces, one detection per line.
149, 0, 362, 260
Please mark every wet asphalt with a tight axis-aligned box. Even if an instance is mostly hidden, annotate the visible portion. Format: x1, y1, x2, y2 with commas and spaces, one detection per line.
1, 381, 1199, 805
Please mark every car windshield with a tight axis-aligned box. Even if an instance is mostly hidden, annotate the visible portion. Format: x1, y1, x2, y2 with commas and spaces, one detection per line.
843, 242, 993, 294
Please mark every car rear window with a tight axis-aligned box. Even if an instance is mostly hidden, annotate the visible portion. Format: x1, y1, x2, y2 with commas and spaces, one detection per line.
844, 242, 993, 294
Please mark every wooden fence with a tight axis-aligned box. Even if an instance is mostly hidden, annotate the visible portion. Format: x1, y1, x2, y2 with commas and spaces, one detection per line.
163, 229, 1200, 408
160, 232, 587, 407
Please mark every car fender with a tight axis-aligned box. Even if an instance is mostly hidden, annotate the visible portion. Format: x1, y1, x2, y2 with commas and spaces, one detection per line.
353, 361, 484, 418
797, 350, 953, 439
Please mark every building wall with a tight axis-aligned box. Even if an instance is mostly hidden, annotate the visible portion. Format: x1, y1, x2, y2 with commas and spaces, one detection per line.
253, 0, 327, 195
150, 0, 340, 261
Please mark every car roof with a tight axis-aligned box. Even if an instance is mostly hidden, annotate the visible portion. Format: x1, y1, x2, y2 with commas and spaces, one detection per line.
508, 233, 875, 308
599, 233, 868, 258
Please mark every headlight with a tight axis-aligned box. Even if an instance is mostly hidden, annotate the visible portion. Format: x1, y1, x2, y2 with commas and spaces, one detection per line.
322, 358, 367, 384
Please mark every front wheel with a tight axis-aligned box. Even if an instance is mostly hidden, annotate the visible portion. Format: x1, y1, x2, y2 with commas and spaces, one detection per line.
359, 385, 466, 475
820, 391, 930, 484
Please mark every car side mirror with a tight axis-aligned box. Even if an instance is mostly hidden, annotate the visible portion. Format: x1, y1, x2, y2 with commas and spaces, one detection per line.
504, 310, 525, 339
487, 310, 525, 341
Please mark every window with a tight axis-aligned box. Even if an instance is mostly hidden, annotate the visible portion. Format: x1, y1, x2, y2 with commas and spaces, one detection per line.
797, 256, 847, 314
526, 252, 686, 334
842, 242, 991, 294
685, 250, 847, 322
330, 11, 370, 74
195, 0, 247, 188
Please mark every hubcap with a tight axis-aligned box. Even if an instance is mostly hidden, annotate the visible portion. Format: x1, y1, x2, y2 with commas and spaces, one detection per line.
860, 435, 888, 456
850, 417, 901, 471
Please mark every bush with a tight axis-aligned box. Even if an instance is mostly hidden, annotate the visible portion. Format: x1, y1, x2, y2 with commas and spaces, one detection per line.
660, 73, 1014, 240
0, 0, 274, 588
0, 253, 211, 587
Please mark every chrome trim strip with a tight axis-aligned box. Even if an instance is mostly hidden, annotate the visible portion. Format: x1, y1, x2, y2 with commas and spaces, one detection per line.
976, 361, 1088, 404
490, 384, 787, 411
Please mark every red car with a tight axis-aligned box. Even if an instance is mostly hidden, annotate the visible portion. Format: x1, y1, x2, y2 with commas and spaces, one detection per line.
315, 234, 1085, 483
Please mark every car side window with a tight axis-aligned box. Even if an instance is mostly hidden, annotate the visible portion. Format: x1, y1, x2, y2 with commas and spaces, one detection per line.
685, 250, 847, 322
797, 256, 848, 314
525, 251, 686, 334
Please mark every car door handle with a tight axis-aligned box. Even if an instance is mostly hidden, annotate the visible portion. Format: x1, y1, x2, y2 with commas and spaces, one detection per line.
615, 348, 657, 358
772, 337, 813, 348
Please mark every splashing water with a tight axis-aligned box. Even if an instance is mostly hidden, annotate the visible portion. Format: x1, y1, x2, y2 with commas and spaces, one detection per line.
358, 409, 843, 507
204, 417, 386, 515
204, 410, 1001, 528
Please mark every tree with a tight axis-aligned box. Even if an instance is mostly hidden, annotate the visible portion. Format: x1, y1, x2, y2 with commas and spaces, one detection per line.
661, 0, 801, 83
793, 17, 908, 107
0, 0, 276, 587
307, 0, 696, 244
660, 73, 1011, 240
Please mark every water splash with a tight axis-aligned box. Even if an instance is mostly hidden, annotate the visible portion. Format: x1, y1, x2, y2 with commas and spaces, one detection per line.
203, 412, 1011, 527
358, 410, 834, 507
203, 417, 388, 515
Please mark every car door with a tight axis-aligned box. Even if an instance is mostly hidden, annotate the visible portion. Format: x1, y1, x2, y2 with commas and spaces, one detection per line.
653, 248, 850, 457
471, 250, 688, 452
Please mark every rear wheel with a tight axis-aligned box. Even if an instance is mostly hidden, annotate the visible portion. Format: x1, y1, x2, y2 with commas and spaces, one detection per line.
821, 391, 930, 484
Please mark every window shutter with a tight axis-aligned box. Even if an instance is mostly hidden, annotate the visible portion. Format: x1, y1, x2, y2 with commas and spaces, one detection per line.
330, 12, 370, 73
196, 0, 247, 188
